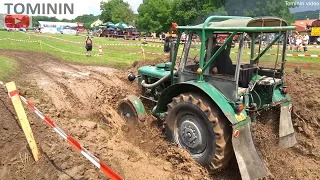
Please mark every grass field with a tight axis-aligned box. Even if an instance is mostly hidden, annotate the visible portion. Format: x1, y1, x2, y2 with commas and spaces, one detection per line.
0, 56, 17, 81
0, 31, 165, 68
0, 31, 320, 73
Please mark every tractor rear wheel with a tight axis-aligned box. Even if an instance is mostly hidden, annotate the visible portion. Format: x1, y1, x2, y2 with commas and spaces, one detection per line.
165, 93, 233, 170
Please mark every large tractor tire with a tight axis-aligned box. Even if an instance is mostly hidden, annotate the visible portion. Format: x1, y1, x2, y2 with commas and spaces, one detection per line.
165, 93, 233, 170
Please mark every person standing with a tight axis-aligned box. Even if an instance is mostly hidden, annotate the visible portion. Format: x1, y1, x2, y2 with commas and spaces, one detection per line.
85, 36, 93, 56
296, 35, 302, 52
303, 34, 309, 52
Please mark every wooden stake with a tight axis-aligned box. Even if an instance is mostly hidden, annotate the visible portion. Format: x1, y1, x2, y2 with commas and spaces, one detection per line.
5, 82, 40, 161
40, 41, 42, 50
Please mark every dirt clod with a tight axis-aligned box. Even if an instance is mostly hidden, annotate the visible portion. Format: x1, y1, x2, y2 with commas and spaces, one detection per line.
80, 120, 97, 129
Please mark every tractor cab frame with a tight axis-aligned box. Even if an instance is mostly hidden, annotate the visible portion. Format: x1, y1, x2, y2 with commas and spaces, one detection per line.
172, 16, 293, 102
120, 16, 297, 180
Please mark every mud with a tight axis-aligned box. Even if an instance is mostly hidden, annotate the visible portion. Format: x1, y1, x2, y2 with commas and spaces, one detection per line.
0, 50, 207, 180
252, 71, 320, 180
0, 49, 319, 180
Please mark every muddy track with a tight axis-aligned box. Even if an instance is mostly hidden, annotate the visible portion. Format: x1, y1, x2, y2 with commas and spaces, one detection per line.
0, 49, 210, 180
1, 49, 319, 180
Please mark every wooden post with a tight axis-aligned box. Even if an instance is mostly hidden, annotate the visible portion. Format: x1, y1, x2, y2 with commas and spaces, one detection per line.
5, 82, 40, 161
40, 41, 42, 50
140, 46, 146, 60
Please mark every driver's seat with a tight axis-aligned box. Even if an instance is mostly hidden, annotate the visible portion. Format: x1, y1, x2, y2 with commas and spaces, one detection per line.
239, 61, 255, 88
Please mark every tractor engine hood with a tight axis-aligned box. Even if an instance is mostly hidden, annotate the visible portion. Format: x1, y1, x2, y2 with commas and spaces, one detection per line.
138, 62, 172, 79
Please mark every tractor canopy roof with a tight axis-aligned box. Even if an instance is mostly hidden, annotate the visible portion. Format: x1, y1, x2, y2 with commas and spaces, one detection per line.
178, 16, 296, 33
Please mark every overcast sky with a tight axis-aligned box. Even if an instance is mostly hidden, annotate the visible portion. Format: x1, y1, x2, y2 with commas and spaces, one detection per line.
0, 0, 143, 19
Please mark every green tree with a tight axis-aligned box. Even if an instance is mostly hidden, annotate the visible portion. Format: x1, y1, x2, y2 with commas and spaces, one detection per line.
171, 0, 227, 26
74, 14, 99, 23
136, 0, 227, 33
84, 21, 94, 29
100, 0, 135, 23
225, 0, 297, 23
225, 0, 254, 16
136, 0, 173, 33
32, 16, 60, 26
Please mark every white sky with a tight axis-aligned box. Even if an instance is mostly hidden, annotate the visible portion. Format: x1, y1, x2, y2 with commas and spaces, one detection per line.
0, 0, 143, 19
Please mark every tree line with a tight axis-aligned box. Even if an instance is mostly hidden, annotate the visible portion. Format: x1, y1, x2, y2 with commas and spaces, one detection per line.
136, 0, 297, 34
32, 0, 297, 34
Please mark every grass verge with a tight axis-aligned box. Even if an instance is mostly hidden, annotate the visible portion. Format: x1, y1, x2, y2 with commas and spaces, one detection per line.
0, 56, 17, 81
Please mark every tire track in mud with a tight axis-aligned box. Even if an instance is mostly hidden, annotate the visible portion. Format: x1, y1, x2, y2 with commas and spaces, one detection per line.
12, 55, 84, 112
51, 61, 134, 109
2, 50, 119, 115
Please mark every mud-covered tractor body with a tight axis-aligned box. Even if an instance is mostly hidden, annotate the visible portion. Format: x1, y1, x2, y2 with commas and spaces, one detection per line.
119, 16, 297, 179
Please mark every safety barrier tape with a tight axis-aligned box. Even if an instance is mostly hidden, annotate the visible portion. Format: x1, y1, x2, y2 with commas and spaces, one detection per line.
0, 81, 122, 180
130, 51, 170, 56
29, 34, 85, 44
144, 39, 201, 45
5, 37, 320, 58
30, 34, 166, 47
1, 38, 40, 43
40, 41, 89, 56
243, 41, 320, 48
230, 51, 320, 58
129, 50, 320, 58
28, 34, 320, 48
30, 34, 200, 48
1, 38, 101, 57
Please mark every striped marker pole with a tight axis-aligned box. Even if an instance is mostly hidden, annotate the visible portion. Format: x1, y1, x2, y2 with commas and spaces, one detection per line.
0, 81, 123, 180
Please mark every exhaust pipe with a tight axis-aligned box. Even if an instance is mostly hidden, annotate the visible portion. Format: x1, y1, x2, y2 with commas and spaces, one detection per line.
141, 71, 178, 88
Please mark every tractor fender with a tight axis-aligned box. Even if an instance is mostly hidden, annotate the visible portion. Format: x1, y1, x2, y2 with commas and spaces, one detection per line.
126, 95, 147, 121
156, 81, 238, 124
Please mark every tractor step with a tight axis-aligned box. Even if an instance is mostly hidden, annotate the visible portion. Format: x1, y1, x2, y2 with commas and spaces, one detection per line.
232, 122, 270, 180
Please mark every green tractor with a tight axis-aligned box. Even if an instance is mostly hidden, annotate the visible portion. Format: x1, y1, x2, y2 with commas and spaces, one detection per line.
118, 16, 297, 179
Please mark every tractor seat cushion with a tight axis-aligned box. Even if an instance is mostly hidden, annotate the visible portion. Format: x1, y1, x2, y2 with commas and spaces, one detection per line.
256, 76, 281, 85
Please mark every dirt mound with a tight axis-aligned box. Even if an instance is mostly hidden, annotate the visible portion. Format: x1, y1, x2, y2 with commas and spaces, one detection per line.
122, 115, 209, 179
252, 71, 320, 180
285, 72, 320, 136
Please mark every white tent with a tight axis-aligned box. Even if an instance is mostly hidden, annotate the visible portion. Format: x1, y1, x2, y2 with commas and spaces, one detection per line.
90, 19, 103, 28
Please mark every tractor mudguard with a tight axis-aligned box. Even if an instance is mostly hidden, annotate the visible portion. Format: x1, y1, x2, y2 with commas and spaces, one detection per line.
279, 103, 297, 148
273, 88, 297, 148
156, 81, 238, 124
120, 95, 146, 121
233, 122, 270, 180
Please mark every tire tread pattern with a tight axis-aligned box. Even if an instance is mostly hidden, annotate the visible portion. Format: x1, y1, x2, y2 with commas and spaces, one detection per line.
166, 93, 233, 170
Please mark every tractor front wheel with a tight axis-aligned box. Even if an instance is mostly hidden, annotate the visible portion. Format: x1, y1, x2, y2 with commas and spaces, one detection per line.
165, 93, 233, 170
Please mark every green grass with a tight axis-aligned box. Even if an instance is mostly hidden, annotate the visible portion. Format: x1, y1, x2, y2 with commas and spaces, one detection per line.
0, 31, 164, 68
0, 56, 17, 81
1, 31, 320, 74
